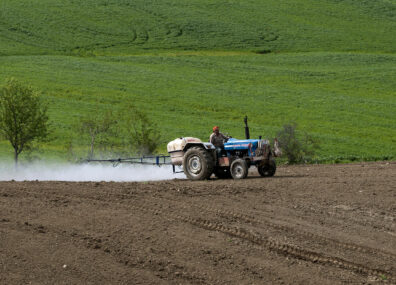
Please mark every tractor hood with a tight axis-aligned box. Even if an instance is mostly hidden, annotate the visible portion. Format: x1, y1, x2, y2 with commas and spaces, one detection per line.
224, 138, 271, 158
224, 138, 269, 150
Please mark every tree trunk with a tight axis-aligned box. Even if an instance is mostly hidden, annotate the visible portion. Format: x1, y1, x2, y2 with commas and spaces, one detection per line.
14, 148, 18, 168
90, 135, 96, 159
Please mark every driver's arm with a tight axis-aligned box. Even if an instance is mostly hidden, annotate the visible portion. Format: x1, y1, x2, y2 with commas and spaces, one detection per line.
210, 133, 215, 144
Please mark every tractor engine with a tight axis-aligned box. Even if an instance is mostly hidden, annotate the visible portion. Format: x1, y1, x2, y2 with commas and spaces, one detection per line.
223, 138, 271, 160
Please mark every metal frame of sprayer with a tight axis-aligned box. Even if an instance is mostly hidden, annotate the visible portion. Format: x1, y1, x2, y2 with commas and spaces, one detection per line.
86, 155, 182, 173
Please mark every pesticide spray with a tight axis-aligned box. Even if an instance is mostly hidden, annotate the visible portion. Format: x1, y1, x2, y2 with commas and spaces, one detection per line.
0, 162, 185, 182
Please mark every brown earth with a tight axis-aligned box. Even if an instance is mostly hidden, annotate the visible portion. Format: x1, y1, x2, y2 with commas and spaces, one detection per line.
0, 162, 395, 284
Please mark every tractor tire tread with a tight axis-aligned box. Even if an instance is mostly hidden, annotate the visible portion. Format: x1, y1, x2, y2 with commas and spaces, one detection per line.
183, 147, 214, 180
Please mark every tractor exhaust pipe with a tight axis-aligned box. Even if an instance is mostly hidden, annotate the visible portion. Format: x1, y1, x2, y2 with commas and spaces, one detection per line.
244, 116, 250, 139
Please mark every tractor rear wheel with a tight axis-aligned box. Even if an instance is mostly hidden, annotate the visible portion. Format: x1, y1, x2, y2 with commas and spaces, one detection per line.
230, 159, 248, 179
258, 159, 276, 177
183, 147, 214, 180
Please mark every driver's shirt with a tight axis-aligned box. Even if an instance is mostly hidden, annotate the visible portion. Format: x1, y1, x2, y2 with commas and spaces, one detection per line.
210, 132, 227, 148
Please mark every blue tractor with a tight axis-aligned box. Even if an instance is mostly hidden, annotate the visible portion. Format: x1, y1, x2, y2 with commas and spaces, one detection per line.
167, 117, 281, 180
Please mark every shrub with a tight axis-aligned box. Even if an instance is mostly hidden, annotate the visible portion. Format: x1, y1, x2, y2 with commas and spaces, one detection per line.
276, 122, 318, 164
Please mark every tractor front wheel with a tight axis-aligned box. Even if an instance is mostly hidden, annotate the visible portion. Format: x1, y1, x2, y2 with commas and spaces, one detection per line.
183, 147, 214, 180
230, 159, 248, 179
258, 159, 276, 177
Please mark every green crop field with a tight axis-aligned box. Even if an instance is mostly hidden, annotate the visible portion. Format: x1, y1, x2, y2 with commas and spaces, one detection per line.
0, 0, 395, 162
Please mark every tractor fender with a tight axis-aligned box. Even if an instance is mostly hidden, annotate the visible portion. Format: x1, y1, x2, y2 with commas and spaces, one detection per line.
167, 137, 215, 165
184, 142, 216, 151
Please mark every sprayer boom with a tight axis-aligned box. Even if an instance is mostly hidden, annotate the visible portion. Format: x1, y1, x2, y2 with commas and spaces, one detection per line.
86, 155, 172, 166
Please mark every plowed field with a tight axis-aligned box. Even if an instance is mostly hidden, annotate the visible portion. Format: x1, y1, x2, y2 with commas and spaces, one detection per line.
1, 162, 395, 284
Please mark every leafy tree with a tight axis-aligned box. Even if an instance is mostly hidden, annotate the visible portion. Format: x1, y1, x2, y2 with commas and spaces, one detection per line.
276, 122, 318, 164
79, 108, 117, 159
0, 78, 49, 165
120, 104, 161, 155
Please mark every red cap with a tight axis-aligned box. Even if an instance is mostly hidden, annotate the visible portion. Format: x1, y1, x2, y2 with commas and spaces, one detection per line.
213, 126, 219, 131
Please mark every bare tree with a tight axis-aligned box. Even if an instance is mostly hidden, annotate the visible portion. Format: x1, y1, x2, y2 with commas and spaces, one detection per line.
0, 78, 49, 165
120, 104, 161, 155
79, 109, 117, 159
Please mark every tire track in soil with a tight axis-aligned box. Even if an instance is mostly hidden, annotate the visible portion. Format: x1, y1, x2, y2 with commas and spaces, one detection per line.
151, 196, 396, 261
2, 178, 395, 281
128, 200, 395, 282
1, 192, 363, 283
0, 218, 216, 285
3, 186, 395, 263
2, 163, 396, 283
1, 189, 286, 283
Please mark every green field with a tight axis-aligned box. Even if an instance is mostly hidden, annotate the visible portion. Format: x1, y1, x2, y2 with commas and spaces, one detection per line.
0, 0, 395, 162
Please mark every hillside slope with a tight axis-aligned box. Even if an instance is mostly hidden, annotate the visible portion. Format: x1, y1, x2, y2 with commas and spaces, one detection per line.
0, 0, 395, 55
0, 0, 395, 161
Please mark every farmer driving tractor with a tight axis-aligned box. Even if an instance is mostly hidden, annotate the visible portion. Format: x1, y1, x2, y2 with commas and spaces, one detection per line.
210, 126, 229, 156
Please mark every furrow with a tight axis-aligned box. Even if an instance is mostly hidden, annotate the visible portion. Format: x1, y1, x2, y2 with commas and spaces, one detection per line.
154, 197, 396, 260
130, 203, 395, 282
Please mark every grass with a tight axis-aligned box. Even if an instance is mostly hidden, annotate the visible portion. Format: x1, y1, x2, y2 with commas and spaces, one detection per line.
1, 0, 395, 55
380, 274, 388, 281
0, 0, 395, 162
1, 52, 395, 161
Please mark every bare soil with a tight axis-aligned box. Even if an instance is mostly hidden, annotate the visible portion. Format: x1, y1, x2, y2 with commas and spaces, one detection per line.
1, 162, 395, 284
